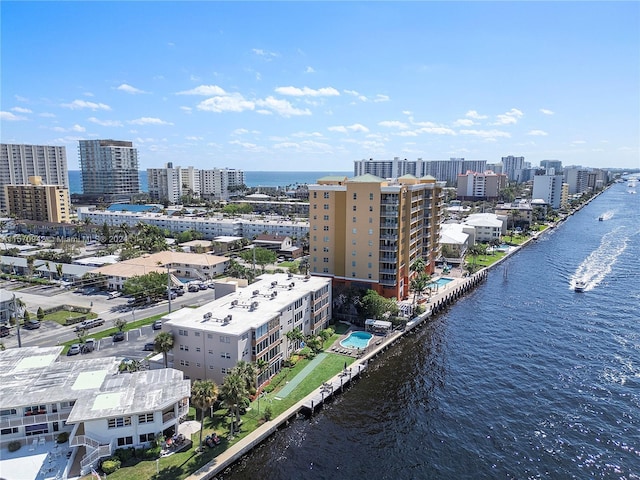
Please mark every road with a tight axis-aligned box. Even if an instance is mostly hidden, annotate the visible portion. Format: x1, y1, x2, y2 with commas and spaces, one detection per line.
0, 281, 217, 355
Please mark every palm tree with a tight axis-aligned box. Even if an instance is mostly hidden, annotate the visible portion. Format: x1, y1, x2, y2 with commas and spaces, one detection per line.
191, 379, 219, 451
285, 328, 305, 351
410, 257, 426, 276
56, 263, 64, 281
234, 361, 257, 392
255, 358, 269, 387
410, 274, 430, 308
221, 372, 247, 436
154, 331, 174, 368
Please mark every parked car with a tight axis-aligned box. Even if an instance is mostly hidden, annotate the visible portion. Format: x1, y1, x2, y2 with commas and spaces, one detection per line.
0, 325, 10, 337
198, 283, 208, 291
67, 344, 81, 356
113, 331, 125, 342
82, 338, 96, 353
208, 284, 216, 290
74, 318, 105, 332
152, 320, 162, 330
108, 291, 122, 299
143, 342, 155, 351
167, 291, 177, 300
188, 283, 200, 293
24, 320, 41, 330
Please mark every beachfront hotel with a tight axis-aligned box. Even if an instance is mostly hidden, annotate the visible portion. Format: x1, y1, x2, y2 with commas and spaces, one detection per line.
79, 139, 140, 199
161, 273, 332, 386
307, 174, 445, 300
0, 346, 190, 477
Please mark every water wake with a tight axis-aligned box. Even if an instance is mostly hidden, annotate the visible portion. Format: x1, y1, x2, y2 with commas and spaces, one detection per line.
598, 210, 615, 221
570, 227, 629, 291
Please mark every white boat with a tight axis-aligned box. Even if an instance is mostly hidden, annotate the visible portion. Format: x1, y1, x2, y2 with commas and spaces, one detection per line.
574, 281, 586, 293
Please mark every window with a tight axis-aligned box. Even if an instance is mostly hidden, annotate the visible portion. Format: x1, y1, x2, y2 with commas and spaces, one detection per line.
323, 225, 329, 231
323, 236, 329, 242
220, 352, 231, 359
24, 405, 46, 415
323, 247, 329, 252
353, 217, 357, 223
323, 215, 329, 220
196, 347, 201, 352
208, 349, 214, 354
369, 206, 373, 212
108, 417, 132, 429
323, 267, 329, 273
219, 336, 230, 343
194, 332, 201, 337
368, 229, 373, 235
352, 228, 357, 234
179, 345, 189, 351
352, 261, 356, 267
1, 427, 18, 436
352, 251, 356, 256
369, 193, 374, 200
138, 413, 154, 424
368, 240, 373, 246
117, 436, 133, 447
313, 192, 317, 198
368, 262, 372, 268
207, 333, 213, 339
353, 193, 357, 200
178, 329, 188, 336
221, 367, 228, 374
323, 258, 329, 263
0, 409, 17, 416
324, 204, 329, 210
180, 360, 190, 366
353, 205, 357, 211
369, 217, 373, 223
140, 433, 155, 443
324, 192, 330, 199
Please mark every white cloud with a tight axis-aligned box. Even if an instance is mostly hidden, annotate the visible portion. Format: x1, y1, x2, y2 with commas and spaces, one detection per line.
229, 140, 265, 152
233, 129, 249, 135
527, 130, 548, 136
185, 136, 203, 141
452, 118, 475, 127
465, 110, 488, 120
459, 129, 511, 139
71, 124, 86, 132
378, 121, 408, 129
328, 123, 369, 133
51, 126, 66, 132
0, 111, 26, 121
344, 90, 368, 102
61, 99, 111, 111
39, 112, 56, 118
373, 94, 390, 103
402, 110, 412, 116
493, 108, 524, 125
11, 107, 32, 113
396, 130, 419, 137
116, 83, 148, 94
176, 85, 227, 96
275, 86, 340, 97
180, 106, 192, 113
252, 48, 279, 59
53, 135, 85, 143
189, 75, 201, 82
540, 108, 555, 115
88, 117, 123, 127
291, 131, 323, 138
128, 117, 174, 126
305, 66, 315, 73
197, 93, 255, 113
83, 92, 95, 97
418, 126, 456, 135
256, 96, 311, 117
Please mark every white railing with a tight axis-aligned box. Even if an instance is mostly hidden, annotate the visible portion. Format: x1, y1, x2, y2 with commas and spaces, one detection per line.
80, 441, 113, 474
70, 434, 101, 449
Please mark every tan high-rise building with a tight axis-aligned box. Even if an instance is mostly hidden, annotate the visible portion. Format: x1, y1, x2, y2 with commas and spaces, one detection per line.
4, 176, 71, 223
308, 173, 444, 300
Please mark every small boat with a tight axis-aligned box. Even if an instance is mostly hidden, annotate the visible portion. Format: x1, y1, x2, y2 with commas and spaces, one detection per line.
598, 216, 603, 221
574, 281, 586, 292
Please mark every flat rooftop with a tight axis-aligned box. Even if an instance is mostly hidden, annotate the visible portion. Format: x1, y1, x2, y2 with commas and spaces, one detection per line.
163, 272, 330, 335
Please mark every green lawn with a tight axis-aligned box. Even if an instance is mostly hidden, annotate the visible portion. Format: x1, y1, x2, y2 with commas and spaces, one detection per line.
44, 310, 98, 325
88, 339, 357, 480
468, 251, 507, 269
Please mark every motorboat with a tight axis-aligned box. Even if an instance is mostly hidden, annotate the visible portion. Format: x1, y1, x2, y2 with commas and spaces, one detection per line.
574, 281, 586, 293
598, 216, 604, 221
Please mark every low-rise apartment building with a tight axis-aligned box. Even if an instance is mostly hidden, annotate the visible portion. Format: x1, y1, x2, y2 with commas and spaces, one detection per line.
0, 347, 190, 476
90, 251, 230, 290
4, 176, 71, 223
162, 273, 332, 386
461, 213, 506, 242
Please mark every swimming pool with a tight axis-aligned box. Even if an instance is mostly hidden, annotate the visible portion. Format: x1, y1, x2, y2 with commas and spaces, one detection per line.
428, 277, 454, 289
340, 331, 373, 349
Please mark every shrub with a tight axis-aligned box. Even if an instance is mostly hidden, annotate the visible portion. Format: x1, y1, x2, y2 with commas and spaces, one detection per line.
101, 458, 121, 475
8, 440, 21, 452
113, 447, 134, 463
143, 446, 161, 460
299, 347, 312, 357
56, 432, 69, 443
263, 405, 273, 422
263, 384, 275, 393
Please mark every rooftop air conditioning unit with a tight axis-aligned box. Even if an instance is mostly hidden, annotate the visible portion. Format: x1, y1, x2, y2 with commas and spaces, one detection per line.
271, 291, 277, 298
253, 290, 260, 295
289, 282, 295, 288
231, 300, 238, 306
271, 281, 277, 287
203, 312, 212, 320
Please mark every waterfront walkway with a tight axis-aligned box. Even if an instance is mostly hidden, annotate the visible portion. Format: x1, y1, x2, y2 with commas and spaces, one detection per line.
275, 352, 327, 399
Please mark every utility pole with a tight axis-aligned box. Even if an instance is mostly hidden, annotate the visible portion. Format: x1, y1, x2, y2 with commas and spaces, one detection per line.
167, 265, 172, 313
12, 294, 22, 348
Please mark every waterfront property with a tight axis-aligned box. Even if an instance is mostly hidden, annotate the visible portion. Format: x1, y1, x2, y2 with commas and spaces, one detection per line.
0, 346, 191, 478
161, 272, 332, 387
340, 331, 373, 349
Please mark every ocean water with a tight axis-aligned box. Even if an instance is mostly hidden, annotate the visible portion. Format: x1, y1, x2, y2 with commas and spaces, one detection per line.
67, 170, 351, 194
221, 182, 640, 479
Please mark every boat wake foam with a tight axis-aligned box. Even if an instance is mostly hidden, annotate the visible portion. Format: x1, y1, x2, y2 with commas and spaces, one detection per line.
570, 227, 629, 291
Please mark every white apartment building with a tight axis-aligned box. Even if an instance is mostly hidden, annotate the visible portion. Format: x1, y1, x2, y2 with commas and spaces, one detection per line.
148, 164, 245, 203
0, 347, 190, 476
461, 213, 506, 242
456, 171, 507, 200
79, 140, 140, 197
501, 155, 525, 183
354, 157, 487, 186
76, 207, 309, 241
0, 144, 69, 213
532, 174, 565, 210
162, 273, 332, 386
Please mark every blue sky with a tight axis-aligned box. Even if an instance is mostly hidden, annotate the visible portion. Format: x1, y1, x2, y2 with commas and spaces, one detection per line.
1, 1, 638, 171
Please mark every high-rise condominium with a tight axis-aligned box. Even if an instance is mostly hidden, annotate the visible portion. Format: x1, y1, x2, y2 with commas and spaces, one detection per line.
79, 140, 139, 197
308, 174, 444, 300
0, 143, 68, 213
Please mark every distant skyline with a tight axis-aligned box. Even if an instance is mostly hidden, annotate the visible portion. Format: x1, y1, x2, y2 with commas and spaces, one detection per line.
1, 2, 638, 171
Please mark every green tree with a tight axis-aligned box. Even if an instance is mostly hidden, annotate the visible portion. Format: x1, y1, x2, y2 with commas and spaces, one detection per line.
37, 307, 44, 321
410, 274, 430, 308
255, 358, 269, 386
233, 360, 257, 393
285, 328, 305, 350
191, 379, 219, 451
361, 289, 399, 320
122, 272, 168, 302
113, 318, 127, 332
101, 222, 111, 245
55, 263, 64, 280
154, 331, 174, 368
240, 247, 277, 274
221, 371, 248, 436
